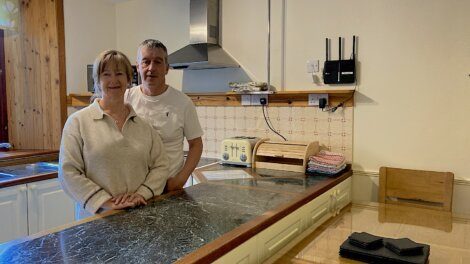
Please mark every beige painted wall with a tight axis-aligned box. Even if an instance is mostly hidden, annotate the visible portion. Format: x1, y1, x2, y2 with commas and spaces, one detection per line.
64, 0, 117, 94
278, 0, 470, 179
115, 0, 189, 90
65, 0, 470, 182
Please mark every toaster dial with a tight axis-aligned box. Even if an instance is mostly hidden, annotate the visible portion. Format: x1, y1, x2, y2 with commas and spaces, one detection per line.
222, 152, 229, 160
240, 153, 247, 162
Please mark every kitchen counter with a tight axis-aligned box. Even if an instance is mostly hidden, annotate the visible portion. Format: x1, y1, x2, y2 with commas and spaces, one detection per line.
0, 162, 59, 188
0, 163, 352, 263
0, 157, 219, 189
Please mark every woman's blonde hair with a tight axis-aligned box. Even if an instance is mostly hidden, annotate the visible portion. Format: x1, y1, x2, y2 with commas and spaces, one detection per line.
91, 50, 133, 101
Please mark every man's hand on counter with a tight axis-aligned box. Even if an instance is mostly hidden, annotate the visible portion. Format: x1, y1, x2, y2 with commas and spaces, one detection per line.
101, 193, 147, 210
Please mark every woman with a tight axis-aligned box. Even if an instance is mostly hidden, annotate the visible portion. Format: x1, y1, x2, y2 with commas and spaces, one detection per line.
59, 50, 169, 214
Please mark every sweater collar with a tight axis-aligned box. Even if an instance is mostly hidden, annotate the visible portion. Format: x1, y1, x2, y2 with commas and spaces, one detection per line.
90, 98, 138, 122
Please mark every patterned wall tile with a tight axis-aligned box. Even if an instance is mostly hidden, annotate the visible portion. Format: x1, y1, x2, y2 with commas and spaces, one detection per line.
195, 106, 353, 162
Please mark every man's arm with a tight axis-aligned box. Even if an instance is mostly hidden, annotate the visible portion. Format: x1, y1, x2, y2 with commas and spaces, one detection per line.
166, 137, 203, 191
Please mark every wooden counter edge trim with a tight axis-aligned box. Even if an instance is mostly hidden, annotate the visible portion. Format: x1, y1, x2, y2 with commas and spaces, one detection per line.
0, 150, 59, 162
0, 172, 58, 189
176, 170, 353, 264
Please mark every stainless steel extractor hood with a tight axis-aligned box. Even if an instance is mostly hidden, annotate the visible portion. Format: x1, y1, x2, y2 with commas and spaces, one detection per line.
168, 0, 239, 70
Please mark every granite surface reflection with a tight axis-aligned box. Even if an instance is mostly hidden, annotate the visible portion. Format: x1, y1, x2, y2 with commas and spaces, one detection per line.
0, 162, 58, 178
0, 182, 297, 263
213, 176, 330, 193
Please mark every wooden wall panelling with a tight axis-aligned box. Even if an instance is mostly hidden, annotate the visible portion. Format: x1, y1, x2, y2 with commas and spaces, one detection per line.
5, 24, 23, 148
5, 0, 66, 149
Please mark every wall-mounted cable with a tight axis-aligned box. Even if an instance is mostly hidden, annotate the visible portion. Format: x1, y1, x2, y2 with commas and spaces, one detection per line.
261, 102, 287, 141
322, 90, 356, 113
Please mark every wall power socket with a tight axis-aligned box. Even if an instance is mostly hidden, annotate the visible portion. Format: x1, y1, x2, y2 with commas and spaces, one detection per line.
251, 94, 268, 106
308, 94, 328, 106
241, 94, 269, 106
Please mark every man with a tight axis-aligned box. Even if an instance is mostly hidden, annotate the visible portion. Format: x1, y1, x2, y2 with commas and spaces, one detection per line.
125, 39, 203, 191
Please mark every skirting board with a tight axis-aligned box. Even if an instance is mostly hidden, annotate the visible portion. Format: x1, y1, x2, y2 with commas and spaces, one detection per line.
352, 170, 470, 215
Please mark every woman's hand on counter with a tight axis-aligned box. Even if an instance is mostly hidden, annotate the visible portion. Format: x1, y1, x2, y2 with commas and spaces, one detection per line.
101, 193, 147, 210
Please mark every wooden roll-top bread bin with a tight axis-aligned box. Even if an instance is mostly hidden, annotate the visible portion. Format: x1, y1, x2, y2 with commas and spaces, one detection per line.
252, 139, 319, 173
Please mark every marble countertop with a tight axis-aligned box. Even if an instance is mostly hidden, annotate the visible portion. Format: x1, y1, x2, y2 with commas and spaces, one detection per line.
0, 162, 351, 263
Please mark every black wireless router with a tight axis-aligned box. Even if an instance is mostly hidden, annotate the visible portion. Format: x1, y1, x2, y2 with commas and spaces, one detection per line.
323, 36, 356, 84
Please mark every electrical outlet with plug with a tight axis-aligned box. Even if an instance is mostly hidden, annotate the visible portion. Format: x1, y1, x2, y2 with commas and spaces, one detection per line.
251, 94, 268, 106
308, 94, 328, 107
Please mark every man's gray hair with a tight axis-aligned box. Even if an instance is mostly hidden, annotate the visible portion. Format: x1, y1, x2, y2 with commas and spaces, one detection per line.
137, 39, 168, 65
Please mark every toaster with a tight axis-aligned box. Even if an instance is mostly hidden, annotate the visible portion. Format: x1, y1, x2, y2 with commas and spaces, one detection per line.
220, 136, 260, 167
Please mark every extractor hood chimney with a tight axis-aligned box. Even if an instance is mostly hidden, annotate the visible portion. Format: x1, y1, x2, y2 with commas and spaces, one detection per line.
168, 0, 239, 70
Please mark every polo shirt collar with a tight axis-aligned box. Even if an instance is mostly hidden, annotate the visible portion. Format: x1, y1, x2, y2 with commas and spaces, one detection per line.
90, 98, 138, 122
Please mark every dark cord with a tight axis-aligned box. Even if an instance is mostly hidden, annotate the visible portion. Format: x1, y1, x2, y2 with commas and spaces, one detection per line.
322, 90, 356, 112
262, 105, 287, 141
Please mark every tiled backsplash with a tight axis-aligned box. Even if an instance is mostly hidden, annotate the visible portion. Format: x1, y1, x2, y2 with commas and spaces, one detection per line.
195, 106, 353, 162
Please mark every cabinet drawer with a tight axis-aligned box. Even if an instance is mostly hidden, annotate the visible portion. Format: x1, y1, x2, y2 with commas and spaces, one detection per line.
302, 191, 332, 230
258, 209, 302, 263
305, 199, 330, 230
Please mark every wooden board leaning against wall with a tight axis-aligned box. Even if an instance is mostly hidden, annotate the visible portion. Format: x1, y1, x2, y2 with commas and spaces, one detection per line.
4, 0, 66, 150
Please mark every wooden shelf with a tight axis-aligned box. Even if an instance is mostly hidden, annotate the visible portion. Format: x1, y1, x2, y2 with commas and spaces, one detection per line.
67, 90, 355, 107
187, 90, 355, 107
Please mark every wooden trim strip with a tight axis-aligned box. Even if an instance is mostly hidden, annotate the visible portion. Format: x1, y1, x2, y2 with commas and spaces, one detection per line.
188, 90, 355, 107
68, 90, 355, 107
0, 172, 57, 189
56, 0, 67, 131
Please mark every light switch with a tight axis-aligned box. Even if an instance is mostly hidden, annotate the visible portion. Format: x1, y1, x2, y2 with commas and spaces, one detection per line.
307, 59, 319, 73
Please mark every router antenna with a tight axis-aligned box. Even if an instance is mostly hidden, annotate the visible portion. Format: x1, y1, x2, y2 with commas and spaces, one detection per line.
325, 38, 329, 61
339, 37, 342, 60
352, 35, 356, 60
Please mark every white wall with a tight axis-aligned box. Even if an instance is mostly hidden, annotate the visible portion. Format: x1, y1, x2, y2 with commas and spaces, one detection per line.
64, 0, 117, 94
65, 0, 470, 183
115, 0, 189, 90
272, 0, 470, 180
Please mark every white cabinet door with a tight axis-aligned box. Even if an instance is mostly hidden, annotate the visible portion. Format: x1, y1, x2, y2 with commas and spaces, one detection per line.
333, 177, 352, 214
27, 179, 75, 235
0, 184, 28, 243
